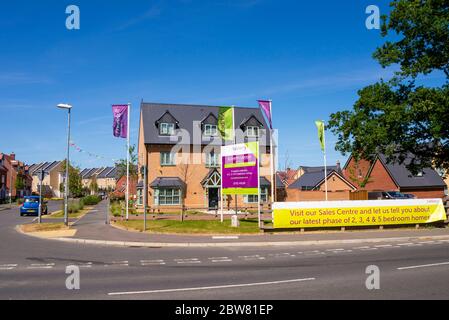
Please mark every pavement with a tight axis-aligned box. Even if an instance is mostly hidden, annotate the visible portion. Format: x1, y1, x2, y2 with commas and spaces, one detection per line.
1, 200, 449, 300
20, 200, 449, 248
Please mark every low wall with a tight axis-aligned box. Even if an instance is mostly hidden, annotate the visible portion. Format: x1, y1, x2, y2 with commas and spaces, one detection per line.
286, 190, 352, 202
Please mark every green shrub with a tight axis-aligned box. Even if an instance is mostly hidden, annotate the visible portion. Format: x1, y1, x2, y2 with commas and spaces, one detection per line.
82, 195, 102, 206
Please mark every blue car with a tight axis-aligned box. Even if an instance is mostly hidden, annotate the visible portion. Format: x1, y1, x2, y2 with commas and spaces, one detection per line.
20, 196, 48, 216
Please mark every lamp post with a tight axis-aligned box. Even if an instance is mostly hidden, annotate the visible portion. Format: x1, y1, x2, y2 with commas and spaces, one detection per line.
57, 103, 72, 226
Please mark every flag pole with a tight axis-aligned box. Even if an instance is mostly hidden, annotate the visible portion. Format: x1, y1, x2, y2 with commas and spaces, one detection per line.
269, 100, 275, 203
126, 103, 131, 220
323, 120, 328, 201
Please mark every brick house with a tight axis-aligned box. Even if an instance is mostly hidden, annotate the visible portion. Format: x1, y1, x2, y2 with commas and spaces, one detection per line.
287, 164, 357, 201
137, 102, 273, 210
343, 153, 447, 199
0, 153, 32, 199
0, 158, 7, 202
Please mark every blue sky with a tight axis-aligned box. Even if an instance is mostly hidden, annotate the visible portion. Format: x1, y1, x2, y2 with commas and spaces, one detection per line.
0, 0, 416, 169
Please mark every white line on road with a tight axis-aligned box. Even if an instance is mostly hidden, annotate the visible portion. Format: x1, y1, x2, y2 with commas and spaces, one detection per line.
108, 277, 316, 296
141, 260, 166, 266
174, 259, 201, 264
27, 263, 55, 269
375, 245, 393, 248
212, 236, 239, 240
238, 255, 265, 260
0, 264, 18, 270
398, 261, 449, 271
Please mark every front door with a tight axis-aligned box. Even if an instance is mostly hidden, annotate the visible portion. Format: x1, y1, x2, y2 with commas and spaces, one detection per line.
208, 188, 219, 209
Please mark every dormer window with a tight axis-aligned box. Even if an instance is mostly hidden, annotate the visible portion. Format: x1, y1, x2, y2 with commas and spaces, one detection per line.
160, 123, 175, 136
246, 126, 260, 138
204, 124, 218, 137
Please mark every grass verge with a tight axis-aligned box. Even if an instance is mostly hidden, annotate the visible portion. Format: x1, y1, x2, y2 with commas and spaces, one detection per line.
20, 223, 71, 233
46, 207, 93, 219
113, 218, 264, 234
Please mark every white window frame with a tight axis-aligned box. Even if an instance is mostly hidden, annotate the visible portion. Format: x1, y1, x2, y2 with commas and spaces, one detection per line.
160, 123, 175, 136
154, 188, 181, 206
204, 124, 218, 137
206, 152, 220, 168
246, 126, 260, 138
161, 152, 176, 166
244, 187, 268, 204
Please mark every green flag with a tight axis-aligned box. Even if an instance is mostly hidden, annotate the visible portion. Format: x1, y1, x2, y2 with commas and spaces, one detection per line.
218, 107, 234, 141
315, 120, 325, 152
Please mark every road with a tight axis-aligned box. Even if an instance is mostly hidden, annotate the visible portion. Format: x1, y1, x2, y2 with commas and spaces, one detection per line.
0, 202, 448, 300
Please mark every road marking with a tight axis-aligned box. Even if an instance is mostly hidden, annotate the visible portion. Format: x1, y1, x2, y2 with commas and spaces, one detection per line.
110, 261, 129, 267
27, 263, 55, 269
108, 277, 316, 296
174, 259, 201, 264
353, 246, 370, 250
418, 241, 435, 244
141, 260, 166, 266
326, 249, 345, 252
398, 261, 449, 271
0, 264, 18, 270
397, 243, 415, 246
268, 253, 296, 258
78, 262, 93, 268
212, 236, 239, 240
208, 257, 232, 263
375, 245, 393, 248
238, 255, 265, 261
304, 251, 325, 255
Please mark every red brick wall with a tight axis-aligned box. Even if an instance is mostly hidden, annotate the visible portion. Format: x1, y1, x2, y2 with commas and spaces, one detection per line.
286, 190, 351, 202
400, 188, 445, 199
344, 157, 398, 191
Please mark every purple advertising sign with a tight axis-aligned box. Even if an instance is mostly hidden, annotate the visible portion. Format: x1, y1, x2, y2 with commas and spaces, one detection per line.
112, 105, 128, 139
221, 142, 259, 195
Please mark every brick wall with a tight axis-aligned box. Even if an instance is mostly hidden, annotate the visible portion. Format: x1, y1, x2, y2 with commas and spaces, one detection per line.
400, 188, 445, 199
286, 190, 351, 202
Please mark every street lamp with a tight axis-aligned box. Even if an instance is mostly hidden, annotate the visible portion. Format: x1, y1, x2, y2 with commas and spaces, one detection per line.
57, 103, 72, 226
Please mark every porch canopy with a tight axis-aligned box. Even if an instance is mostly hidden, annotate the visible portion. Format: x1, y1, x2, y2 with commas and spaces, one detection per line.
149, 177, 186, 189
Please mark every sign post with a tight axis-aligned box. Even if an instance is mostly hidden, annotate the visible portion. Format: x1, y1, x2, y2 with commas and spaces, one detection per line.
37, 170, 47, 224
221, 142, 260, 227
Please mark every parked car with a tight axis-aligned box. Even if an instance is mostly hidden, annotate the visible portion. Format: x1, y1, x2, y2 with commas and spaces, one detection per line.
20, 196, 48, 216
402, 193, 417, 199
368, 191, 409, 200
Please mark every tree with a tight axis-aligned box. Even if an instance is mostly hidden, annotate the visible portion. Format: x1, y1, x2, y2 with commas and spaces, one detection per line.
15, 174, 25, 192
60, 161, 83, 198
116, 145, 138, 180
328, 0, 449, 174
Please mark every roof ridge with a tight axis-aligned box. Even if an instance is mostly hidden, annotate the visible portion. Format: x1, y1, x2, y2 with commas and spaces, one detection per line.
141, 102, 259, 110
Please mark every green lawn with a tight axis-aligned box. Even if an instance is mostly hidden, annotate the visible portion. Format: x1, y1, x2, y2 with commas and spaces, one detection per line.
45, 207, 93, 219
114, 218, 265, 234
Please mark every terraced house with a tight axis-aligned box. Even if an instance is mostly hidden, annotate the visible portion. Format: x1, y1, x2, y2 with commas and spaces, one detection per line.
28, 161, 64, 198
137, 102, 275, 210
81, 167, 118, 194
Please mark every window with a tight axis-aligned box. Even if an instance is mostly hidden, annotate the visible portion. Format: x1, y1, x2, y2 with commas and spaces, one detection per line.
246, 126, 260, 138
136, 189, 143, 206
161, 152, 176, 166
155, 188, 181, 205
160, 123, 175, 136
204, 124, 218, 137
206, 152, 220, 168
245, 187, 268, 203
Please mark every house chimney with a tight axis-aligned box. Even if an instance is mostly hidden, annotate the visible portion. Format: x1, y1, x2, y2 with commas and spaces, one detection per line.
336, 160, 341, 172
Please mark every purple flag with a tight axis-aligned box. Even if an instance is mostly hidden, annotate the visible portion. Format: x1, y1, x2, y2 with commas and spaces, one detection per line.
258, 100, 272, 129
112, 105, 128, 139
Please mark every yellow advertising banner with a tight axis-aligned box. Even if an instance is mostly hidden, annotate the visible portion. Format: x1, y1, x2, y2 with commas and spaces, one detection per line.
273, 199, 447, 229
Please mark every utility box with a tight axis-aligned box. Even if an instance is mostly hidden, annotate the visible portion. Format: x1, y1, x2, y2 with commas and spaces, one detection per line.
231, 215, 240, 228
